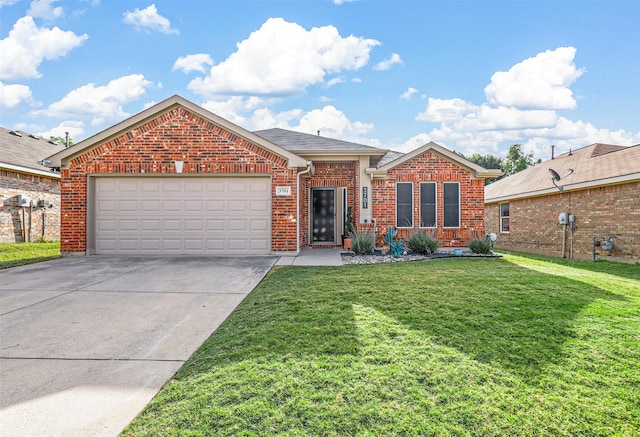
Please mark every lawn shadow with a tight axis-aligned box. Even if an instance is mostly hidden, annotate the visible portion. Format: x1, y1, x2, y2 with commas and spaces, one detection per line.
179, 258, 629, 382
498, 250, 640, 282
355, 258, 628, 379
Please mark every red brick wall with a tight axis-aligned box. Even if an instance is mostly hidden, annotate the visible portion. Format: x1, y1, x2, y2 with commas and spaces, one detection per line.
485, 181, 640, 262
0, 170, 61, 243
60, 107, 298, 254
372, 151, 486, 247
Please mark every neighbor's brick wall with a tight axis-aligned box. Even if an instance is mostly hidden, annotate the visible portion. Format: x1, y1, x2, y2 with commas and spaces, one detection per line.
302, 161, 358, 247
486, 181, 640, 261
0, 169, 61, 243
60, 107, 298, 254
372, 151, 486, 247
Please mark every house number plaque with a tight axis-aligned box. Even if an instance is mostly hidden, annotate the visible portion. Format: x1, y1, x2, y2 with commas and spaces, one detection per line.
276, 186, 291, 196
362, 186, 368, 209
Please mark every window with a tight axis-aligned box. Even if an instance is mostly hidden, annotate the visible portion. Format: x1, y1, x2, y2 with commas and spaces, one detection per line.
396, 182, 413, 227
443, 182, 460, 228
500, 203, 510, 233
419, 182, 436, 227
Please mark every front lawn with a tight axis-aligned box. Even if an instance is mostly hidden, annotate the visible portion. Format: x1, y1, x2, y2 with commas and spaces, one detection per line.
0, 241, 61, 269
122, 253, 640, 436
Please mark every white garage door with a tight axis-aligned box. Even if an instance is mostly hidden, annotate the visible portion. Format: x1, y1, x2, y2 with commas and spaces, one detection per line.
94, 177, 271, 255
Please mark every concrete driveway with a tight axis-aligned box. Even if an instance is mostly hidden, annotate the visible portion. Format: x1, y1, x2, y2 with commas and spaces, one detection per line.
0, 256, 276, 437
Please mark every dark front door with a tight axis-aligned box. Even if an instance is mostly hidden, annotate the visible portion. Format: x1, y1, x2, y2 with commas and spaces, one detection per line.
312, 188, 335, 243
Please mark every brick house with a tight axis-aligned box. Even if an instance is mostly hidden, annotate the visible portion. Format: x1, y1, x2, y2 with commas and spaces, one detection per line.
45, 95, 501, 256
485, 143, 640, 262
0, 127, 65, 243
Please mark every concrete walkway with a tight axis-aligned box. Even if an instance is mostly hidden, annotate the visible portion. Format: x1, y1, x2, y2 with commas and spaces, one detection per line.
275, 247, 344, 266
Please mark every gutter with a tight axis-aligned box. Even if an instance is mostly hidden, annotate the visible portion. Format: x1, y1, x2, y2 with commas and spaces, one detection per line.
1, 162, 61, 179
296, 161, 313, 254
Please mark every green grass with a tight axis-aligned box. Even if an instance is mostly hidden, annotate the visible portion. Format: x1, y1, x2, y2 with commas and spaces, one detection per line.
122, 253, 640, 436
0, 241, 61, 269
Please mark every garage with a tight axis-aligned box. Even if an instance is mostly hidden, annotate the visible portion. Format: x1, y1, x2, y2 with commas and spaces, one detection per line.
93, 177, 271, 255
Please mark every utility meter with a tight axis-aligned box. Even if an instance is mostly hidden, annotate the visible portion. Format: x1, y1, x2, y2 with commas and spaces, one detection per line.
558, 212, 569, 225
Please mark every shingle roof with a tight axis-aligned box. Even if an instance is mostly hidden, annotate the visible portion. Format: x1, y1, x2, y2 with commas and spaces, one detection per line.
377, 150, 405, 167
485, 143, 640, 202
253, 128, 386, 155
0, 127, 65, 176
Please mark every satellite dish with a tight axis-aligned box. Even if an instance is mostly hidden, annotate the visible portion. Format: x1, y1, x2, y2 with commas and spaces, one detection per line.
548, 168, 563, 192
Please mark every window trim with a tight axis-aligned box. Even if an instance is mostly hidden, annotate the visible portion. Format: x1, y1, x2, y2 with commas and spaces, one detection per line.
396, 182, 413, 228
419, 182, 437, 228
443, 182, 460, 228
500, 202, 510, 233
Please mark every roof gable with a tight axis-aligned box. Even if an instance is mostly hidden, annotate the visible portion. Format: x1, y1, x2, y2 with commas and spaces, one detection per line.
485, 143, 640, 202
46, 95, 308, 169
374, 141, 502, 180
0, 127, 65, 177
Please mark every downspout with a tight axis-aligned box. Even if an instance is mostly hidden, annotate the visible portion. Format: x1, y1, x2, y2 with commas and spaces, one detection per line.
296, 162, 313, 254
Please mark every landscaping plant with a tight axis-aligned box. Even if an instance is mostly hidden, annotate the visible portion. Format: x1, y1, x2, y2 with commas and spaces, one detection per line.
348, 227, 375, 255
407, 229, 438, 255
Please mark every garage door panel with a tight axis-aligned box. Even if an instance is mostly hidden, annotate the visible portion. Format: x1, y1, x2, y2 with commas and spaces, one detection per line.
120, 200, 138, 211
119, 219, 138, 231
95, 177, 271, 255
97, 219, 117, 232
162, 220, 182, 231
185, 220, 204, 231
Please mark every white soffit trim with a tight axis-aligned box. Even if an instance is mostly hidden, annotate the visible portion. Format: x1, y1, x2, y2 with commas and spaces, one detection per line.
1, 162, 61, 179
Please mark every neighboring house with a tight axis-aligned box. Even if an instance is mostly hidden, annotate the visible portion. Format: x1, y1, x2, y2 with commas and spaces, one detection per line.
485, 143, 640, 262
0, 127, 65, 243
45, 95, 501, 256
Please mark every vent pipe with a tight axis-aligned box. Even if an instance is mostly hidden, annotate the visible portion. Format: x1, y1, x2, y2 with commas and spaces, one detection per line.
551, 144, 555, 159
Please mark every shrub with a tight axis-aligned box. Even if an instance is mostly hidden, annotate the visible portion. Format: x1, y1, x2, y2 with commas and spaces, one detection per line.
468, 238, 492, 254
407, 230, 438, 255
348, 228, 375, 255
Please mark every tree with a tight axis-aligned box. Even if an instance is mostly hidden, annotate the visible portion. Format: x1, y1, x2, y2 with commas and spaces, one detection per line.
464, 152, 503, 170
50, 135, 74, 147
500, 144, 539, 177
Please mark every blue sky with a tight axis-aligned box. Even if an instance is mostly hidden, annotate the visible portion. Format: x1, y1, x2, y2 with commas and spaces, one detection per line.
1, 0, 639, 159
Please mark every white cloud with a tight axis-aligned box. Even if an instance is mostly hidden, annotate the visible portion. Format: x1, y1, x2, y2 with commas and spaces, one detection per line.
484, 46, 584, 110
405, 47, 640, 159
294, 105, 374, 139
35, 74, 153, 125
123, 4, 178, 35
188, 17, 379, 97
28, 0, 63, 20
0, 16, 88, 80
173, 54, 214, 73
0, 82, 37, 108
326, 76, 345, 87
36, 120, 85, 141
416, 98, 477, 122
0, 0, 20, 7
400, 87, 418, 100
333, 0, 354, 4
374, 53, 402, 71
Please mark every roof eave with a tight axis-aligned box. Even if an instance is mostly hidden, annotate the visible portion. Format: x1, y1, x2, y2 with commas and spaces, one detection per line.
485, 172, 640, 203
1, 162, 61, 179
293, 149, 388, 158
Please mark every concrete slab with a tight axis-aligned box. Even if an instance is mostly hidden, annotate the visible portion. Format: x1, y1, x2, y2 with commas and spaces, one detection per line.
275, 247, 344, 266
0, 256, 276, 437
